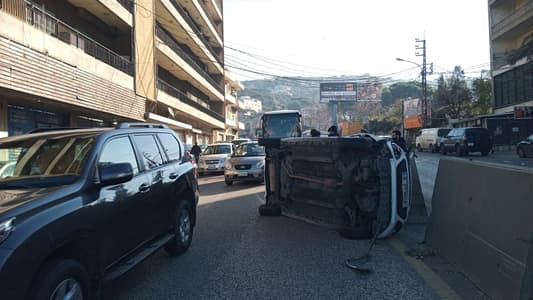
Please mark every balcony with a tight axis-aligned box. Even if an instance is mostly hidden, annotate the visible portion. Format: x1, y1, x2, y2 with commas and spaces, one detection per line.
182, 0, 223, 48
156, 24, 223, 95
169, 0, 223, 66
238, 122, 245, 130
23, 1, 133, 75
226, 118, 236, 127
492, 0, 533, 39
157, 79, 224, 123
67, 0, 132, 29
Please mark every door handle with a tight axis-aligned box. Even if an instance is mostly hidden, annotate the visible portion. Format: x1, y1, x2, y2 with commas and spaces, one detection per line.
139, 183, 151, 193
169, 172, 178, 179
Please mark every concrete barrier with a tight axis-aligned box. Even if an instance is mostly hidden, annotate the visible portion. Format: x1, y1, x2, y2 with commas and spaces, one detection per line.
426, 157, 533, 299
406, 155, 427, 224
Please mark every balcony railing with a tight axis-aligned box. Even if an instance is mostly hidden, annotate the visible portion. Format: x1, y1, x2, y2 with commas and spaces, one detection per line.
197, 0, 222, 41
23, 1, 133, 75
492, 0, 533, 34
169, 0, 223, 66
156, 24, 223, 94
158, 79, 225, 122
117, 0, 134, 13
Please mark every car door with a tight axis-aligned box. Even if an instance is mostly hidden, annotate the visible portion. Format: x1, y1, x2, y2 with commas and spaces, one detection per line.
96, 136, 153, 265
131, 134, 168, 238
444, 129, 456, 150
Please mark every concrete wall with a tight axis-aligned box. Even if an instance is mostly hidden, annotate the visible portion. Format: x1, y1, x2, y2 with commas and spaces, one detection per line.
427, 157, 533, 299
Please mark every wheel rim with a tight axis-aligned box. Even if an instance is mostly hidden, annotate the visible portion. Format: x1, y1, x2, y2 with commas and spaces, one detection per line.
179, 209, 191, 243
50, 279, 83, 300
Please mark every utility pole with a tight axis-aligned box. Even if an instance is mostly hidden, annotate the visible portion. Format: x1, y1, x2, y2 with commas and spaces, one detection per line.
415, 38, 428, 128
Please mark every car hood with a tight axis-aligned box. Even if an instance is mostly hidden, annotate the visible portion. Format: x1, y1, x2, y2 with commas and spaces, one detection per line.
229, 156, 265, 164
200, 154, 230, 161
0, 187, 63, 215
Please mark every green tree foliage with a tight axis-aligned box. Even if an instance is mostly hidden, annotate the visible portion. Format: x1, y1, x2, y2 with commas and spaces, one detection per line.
470, 73, 492, 115
381, 81, 422, 107
434, 66, 472, 120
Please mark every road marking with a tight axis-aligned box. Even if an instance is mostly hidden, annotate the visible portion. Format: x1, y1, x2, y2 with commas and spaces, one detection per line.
388, 238, 461, 300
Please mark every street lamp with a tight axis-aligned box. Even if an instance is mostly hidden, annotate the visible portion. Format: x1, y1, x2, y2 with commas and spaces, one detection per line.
396, 57, 428, 128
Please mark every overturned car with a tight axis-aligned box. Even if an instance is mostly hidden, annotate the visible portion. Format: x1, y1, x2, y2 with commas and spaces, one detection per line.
258, 111, 412, 239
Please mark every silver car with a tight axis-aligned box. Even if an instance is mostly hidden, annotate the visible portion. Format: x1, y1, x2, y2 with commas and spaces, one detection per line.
224, 142, 265, 185
197, 143, 233, 175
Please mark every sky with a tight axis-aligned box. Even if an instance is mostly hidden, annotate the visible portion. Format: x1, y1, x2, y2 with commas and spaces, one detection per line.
223, 0, 491, 82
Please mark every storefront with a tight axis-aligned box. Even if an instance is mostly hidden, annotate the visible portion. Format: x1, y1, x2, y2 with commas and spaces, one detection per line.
7, 105, 69, 136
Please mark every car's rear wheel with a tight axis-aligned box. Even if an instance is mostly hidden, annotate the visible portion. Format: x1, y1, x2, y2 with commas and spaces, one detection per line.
30, 259, 91, 300
518, 147, 526, 158
165, 201, 193, 255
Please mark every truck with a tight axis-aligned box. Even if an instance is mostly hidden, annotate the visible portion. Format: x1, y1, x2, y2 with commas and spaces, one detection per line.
258, 110, 412, 239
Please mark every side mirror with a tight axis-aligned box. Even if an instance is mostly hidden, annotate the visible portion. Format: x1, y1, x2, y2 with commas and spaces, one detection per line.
100, 163, 133, 186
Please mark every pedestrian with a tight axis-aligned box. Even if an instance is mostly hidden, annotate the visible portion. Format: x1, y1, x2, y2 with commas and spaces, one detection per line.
391, 130, 407, 152
327, 125, 339, 137
310, 129, 320, 137
190, 142, 202, 163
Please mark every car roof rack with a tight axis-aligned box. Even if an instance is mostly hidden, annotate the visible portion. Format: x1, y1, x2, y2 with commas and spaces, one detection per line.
116, 123, 168, 129
28, 127, 85, 133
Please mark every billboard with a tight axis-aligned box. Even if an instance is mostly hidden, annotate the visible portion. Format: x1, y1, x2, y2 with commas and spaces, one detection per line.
320, 82, 382, 103
403, 98, 422, 129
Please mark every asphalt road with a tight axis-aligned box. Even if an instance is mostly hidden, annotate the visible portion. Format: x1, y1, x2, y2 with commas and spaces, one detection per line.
103, 175, 438, 300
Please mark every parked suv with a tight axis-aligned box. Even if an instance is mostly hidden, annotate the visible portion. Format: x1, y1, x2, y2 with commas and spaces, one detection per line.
440, 127, 492, 156
0, 123, 199, 299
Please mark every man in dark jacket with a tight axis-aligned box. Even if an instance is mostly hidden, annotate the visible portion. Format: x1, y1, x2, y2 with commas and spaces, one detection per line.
328, 125, 339, 137
391, 130, 407, 152
190, 142, 202, 163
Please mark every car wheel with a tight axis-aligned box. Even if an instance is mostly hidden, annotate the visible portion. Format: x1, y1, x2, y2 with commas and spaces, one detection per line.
517, 147, 526, 158
429, 144, 435, 153
29, 259, 91, 300
481, 150, 490, 156
225, 178, 233, 186
165, 201, 193, 255
258, 204, 281, 216
440, 144, 446, 155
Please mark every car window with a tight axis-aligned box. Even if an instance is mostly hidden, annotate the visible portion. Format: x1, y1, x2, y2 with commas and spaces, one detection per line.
99, 137, 139, 175
158, 133, 182, 162
447, 129, 456, 137
133, 135, 164, 170
528, 134, 533, 141
438, 129, 451, 137
204, 144, 232, 155
234, 143, 265, 156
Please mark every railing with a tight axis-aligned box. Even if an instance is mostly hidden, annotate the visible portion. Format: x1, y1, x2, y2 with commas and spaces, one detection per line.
157, 79, 225, 122
23, 1, 133, 75
117, 0, 134, 13
492, 0, 533, 34
169, 0, 223, 66
196, 0, 223, 42
156, 24, 223, 94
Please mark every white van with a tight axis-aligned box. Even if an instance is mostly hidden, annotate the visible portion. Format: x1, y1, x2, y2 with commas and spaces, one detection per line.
415, 128, 451, 152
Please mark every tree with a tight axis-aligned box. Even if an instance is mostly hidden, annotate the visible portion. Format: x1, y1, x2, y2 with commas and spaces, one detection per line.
381, 81, 422, 107
471, 72, 492, 115
434, 66, 472, 120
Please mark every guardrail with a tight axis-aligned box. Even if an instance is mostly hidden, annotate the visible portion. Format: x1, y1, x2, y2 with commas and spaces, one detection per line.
157, 79, 224, 122
169, 0, 223, 66
23, 1, 133, 75
156, 24, 223, 94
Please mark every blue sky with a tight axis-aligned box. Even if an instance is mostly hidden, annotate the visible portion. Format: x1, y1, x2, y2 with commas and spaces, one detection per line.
223, 0, 491, 81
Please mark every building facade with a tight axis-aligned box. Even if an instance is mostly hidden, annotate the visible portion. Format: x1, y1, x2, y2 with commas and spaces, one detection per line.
223, 68, 244, 141
487, 0, 533, 145
239, 96, 262, 113
0, 0, 225, 144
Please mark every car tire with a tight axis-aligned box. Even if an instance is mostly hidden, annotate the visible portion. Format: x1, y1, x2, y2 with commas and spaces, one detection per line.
165, 201, 194, 256
258, 204, 281, 216
440, 144, 446, 155
455, 144, 463, 157
29, 259, 91, 300
517, 147, 526, 158
481, 150, 490, 156
225, 178, 233, 186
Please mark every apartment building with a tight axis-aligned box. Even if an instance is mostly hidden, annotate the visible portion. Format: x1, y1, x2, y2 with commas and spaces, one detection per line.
487, 0, 533, 145
223, 68, 244, 141
239, 96, 262, 113
0, 0, 225, 144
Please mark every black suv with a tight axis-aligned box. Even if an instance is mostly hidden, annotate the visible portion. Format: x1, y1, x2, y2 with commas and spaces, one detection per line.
0, 123, 199, 299
440, 127, 492, 156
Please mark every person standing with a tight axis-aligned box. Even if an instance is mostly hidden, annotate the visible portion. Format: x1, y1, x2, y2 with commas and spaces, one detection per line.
327, 125, 339, 137
190, 142, 202, 163
391, 130, 407, 152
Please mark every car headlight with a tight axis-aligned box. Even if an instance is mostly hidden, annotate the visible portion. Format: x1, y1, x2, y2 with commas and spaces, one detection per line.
220, 158, 227, 164
0, 217, 15, 244
256, 160, 264, 168
225, 161, 232, 170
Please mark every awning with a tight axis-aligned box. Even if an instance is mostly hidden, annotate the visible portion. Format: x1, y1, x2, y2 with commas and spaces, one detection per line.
145, 113, 192, 130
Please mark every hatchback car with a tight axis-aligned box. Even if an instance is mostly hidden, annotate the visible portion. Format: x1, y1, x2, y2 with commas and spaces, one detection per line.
440, 127, 492, 156
224, 141, 265, 185
517, 133, 533, 158
197, 143, 233, 175
0, 123, 199, 299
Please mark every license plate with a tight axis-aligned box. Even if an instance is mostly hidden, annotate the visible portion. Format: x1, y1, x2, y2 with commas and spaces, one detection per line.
401, 172, 409, 208
467, 142, 474, 146
208, 165, 216, 169
238, 171, 248, 177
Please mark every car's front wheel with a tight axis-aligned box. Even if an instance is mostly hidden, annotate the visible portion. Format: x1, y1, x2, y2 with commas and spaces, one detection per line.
517, 147, 526, 158
29, 259, 91, 300
165, 201, 193, 255
225, 178, 233, 186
